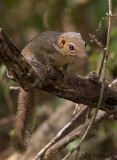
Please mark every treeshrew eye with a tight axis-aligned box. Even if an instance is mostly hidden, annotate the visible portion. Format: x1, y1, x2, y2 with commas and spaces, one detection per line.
69, 43, 75, 51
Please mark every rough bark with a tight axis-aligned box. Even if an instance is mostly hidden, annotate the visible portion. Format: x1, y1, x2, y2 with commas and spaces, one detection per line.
0, 28, 117, 115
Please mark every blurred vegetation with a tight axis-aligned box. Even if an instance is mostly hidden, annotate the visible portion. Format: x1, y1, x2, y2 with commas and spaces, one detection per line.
0, 0, 117, 159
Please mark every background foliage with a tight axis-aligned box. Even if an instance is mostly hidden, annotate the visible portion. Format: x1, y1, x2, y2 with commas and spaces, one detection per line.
0, 0, 117, 159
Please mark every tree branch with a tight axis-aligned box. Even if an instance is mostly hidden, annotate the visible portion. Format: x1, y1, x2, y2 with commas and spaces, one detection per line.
39, 111, 108, 160
0, 28, 117, 116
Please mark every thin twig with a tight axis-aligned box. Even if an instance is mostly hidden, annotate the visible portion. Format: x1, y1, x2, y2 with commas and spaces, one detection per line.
108, 78, 117, 87
88, 16, 107, 49
95, 17, 107, 33
98, 0, 112, 77
32, 106, 88, 160
10, 86, 21, 90
40, 111, 108, 160
62, 78, 105, 160
98, 48, 106, 76
62, 1, 112, 160
89, 33, 104, 48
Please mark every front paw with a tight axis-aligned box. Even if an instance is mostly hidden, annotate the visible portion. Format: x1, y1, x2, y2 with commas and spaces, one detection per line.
88, 71, 100, 81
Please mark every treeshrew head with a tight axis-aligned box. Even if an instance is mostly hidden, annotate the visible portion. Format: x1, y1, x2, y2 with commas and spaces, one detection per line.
58, 32, 88, 61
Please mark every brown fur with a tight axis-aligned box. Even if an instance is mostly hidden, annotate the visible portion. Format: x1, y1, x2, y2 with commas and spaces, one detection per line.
12, 31, 87, 152
12, 89, 38, 152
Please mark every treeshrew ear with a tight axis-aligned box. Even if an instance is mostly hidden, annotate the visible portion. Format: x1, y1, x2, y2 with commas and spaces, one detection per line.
58, 36, 66, 48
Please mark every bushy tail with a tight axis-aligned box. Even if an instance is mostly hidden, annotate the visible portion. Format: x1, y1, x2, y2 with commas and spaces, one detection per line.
11, 88, 37, 152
